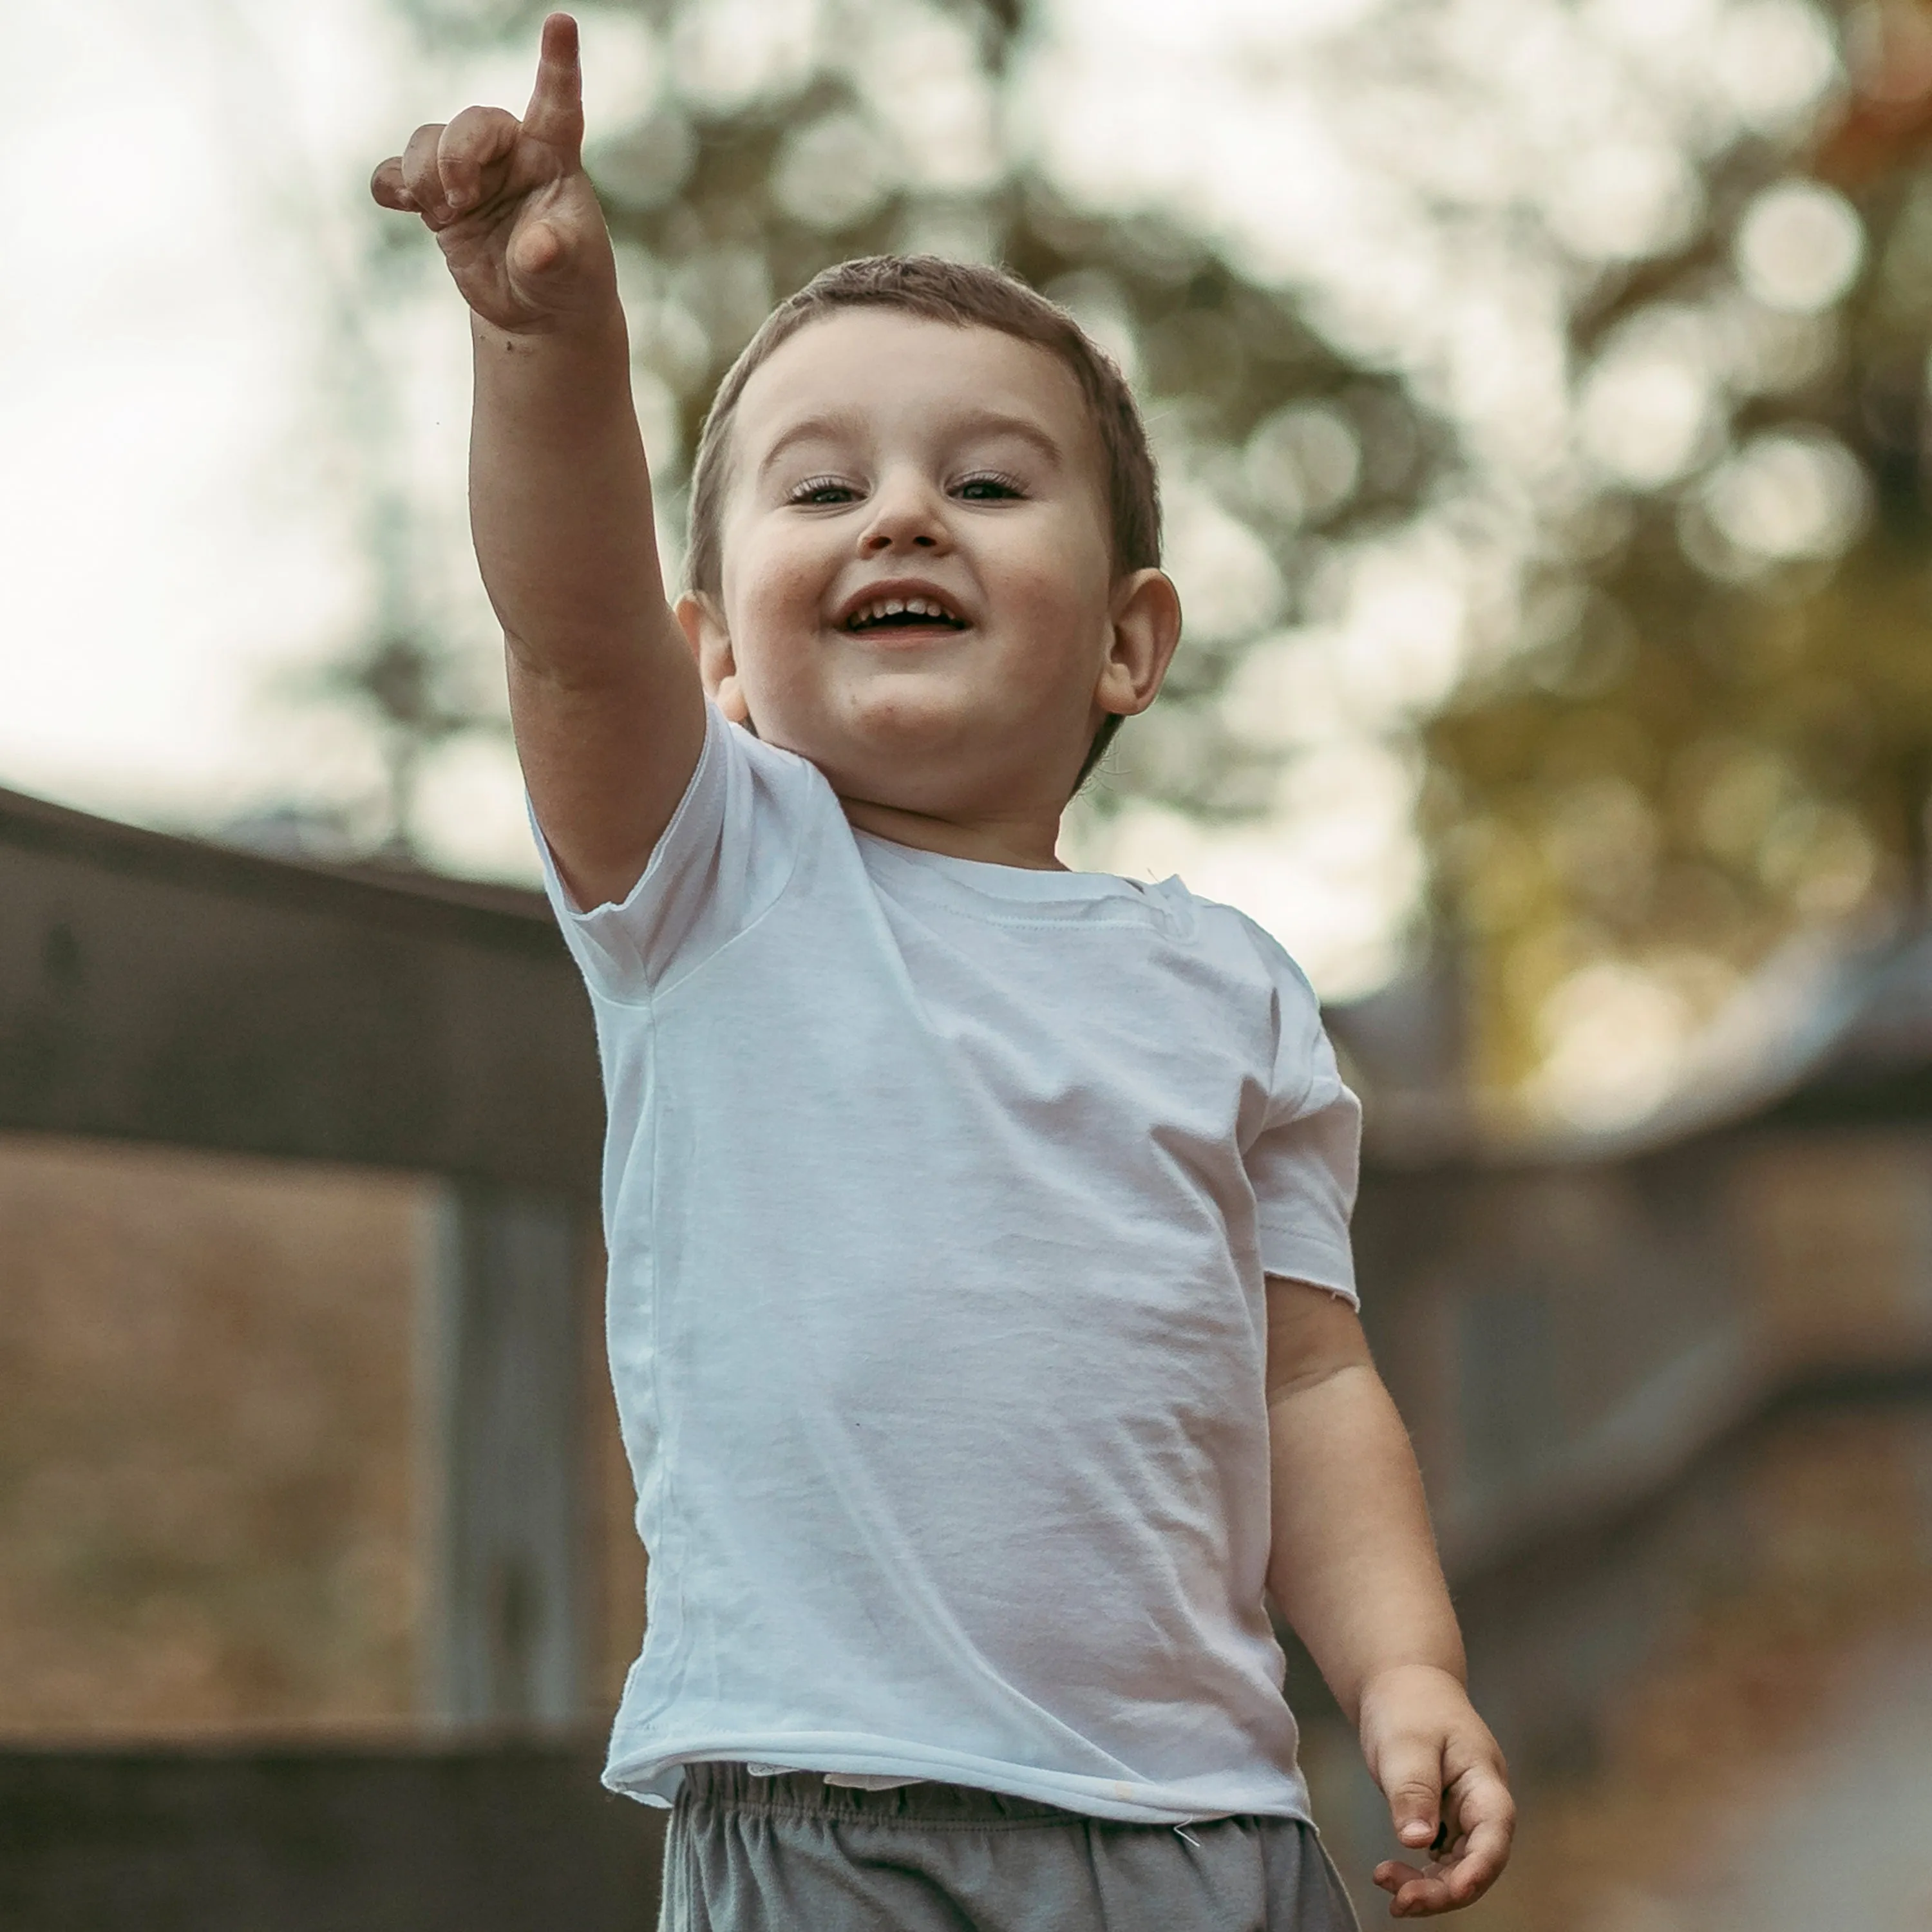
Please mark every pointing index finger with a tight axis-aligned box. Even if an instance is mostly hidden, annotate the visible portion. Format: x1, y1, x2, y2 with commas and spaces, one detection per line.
522, 12, 584, 159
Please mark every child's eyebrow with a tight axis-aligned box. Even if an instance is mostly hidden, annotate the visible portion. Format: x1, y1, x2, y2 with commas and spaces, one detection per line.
754, 409, 1067, 478
756, 410, 869, 478
949, 411, 1066, 470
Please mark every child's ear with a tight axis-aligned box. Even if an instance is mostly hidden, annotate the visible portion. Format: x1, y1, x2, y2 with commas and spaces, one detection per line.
1096, 569, 1182, 719
676, 592, 751, 726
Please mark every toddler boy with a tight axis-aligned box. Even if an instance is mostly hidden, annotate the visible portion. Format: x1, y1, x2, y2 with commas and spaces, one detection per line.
374, 15, 1514, 1927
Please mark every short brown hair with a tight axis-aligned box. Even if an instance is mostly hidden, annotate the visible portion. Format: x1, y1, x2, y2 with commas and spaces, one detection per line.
683, 255, 1164, 784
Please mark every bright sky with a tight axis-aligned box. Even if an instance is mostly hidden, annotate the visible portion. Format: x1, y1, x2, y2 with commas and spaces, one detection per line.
0, 0, 1842, 1041
0, 0, 559, 859
0, 0, 332, 815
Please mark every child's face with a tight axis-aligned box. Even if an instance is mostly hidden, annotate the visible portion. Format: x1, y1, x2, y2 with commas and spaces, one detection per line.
679, 311, 1177, 832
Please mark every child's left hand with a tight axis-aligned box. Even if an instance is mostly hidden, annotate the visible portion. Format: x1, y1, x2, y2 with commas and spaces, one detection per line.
1358, 1663, 1515, 1917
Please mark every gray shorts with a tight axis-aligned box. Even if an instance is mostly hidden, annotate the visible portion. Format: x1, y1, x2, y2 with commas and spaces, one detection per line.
659, 1761, 1362, 1932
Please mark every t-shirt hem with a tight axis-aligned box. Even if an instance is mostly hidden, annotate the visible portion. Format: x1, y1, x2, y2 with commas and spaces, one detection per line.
601, 1735, 1312, 1826
1258, 1230, 1359, 1303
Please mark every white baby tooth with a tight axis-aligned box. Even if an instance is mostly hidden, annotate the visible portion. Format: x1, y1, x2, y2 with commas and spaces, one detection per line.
846, 593, 965, 629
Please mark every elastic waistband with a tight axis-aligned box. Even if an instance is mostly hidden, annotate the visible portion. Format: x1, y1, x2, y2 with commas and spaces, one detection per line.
676, 1759, 1115, 1828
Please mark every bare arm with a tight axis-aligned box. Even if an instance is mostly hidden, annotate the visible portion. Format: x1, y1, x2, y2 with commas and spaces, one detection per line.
372, 13, 704, 908
1265, 1278, 1514, 1917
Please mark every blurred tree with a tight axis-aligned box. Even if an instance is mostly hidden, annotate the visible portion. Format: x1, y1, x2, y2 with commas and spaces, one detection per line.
294, 198, 509, 866
1423, 0, 1932, 1110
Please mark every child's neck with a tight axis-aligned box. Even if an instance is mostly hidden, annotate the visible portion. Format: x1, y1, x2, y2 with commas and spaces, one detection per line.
838, 794, 1068, 872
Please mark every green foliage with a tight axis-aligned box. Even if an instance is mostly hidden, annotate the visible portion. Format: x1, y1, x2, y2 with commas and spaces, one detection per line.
1426, 15, 1932, 1097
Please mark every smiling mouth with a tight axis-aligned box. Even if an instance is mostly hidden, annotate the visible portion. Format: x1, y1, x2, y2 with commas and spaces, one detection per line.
844, 596, 968, 634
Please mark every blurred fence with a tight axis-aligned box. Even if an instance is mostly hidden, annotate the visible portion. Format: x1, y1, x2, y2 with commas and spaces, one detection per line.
0, 1741, 661, 1932
1354, 929, 1932, 1578
0, 780, 659, 1923
1295, 963, 1932, 1897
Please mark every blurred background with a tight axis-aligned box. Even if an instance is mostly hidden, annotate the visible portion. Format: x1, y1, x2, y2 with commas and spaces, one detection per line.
5, 0, 1932, 1927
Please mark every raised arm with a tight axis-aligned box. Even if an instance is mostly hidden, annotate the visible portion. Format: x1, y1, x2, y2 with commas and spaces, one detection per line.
371, 13, 705, 908
1264, 1279, 1515, 1918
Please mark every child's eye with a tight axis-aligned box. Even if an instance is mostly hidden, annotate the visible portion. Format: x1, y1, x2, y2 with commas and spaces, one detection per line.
954, 471, 1025, 501
788, 475, 861, 507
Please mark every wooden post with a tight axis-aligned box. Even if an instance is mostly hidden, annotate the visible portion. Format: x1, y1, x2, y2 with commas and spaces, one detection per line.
424, 1182, 587, 1728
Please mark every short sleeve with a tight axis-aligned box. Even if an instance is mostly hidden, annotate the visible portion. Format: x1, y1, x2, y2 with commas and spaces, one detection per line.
1244, 945, 1363, 1304
529, 704, 826, 1001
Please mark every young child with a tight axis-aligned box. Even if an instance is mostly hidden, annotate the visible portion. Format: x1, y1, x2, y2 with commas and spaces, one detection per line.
374, 16, 1513, 1926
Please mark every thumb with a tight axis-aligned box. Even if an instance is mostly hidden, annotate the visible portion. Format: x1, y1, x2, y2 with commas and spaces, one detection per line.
1376, 1741, 1444, 1851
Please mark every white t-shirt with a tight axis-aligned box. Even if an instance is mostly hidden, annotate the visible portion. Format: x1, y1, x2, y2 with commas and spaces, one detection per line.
535, 706, 1361, 1826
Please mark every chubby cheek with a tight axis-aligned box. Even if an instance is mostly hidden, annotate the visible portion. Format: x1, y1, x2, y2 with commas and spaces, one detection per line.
999, 562, 1112, 704
721, 546, 832, 717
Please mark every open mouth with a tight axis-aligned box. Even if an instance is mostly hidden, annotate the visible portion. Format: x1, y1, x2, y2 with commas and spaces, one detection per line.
843, 595, 968, 635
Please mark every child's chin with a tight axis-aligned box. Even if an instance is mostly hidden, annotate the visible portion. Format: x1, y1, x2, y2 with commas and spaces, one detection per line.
837, 680, 991, 753
808, 701, 1002, 798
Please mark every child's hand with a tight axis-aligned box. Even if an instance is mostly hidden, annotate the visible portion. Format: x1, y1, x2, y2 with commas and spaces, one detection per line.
370, 12, 614, 335
1358, 1663, 1514, 1917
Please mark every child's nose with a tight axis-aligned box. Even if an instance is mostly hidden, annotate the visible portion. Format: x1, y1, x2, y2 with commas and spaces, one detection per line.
858, 477, 950, 553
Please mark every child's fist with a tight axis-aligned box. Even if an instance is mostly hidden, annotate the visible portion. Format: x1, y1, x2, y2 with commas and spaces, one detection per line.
1358, 1663, 1515, 1917
370, 12, 615, 334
